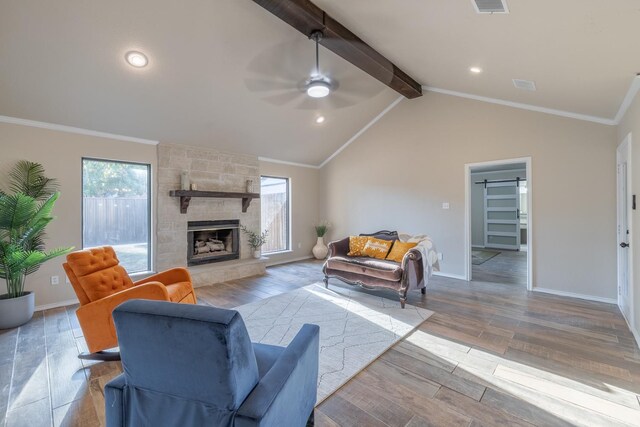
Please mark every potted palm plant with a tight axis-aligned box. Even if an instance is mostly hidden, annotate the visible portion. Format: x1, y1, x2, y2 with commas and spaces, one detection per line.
240, 225, 268, 259
0, 161, 72, 329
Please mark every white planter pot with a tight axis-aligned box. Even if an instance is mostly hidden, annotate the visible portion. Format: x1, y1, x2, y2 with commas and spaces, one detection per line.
253, 249, 262, 259
0, 291, 35, 329
312, 236, 329, 260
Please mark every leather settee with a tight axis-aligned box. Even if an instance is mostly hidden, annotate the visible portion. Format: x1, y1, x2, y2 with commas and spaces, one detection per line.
322, 231, 425, 308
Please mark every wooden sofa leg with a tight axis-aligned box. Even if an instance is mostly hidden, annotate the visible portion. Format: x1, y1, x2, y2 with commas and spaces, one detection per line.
399, 297, 406, 309
323, 276, 329, 289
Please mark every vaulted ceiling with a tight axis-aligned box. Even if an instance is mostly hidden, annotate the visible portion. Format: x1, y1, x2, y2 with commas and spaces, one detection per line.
1, 0, 639, 166
316, 0, 640, 120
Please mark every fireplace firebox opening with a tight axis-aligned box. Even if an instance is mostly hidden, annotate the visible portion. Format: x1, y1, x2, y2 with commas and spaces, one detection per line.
187, 220, 240, 266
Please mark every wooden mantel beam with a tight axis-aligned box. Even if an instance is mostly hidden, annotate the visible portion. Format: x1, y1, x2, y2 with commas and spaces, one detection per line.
251, 0, 423, 99
169, 190, 260, 214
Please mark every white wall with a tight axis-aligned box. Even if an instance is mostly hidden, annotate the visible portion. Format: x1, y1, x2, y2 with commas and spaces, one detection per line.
320, 92, 618, 299
0, 122, 158, 308
259, 161, 319, 265
616, 88, 640, 342
470, 168, 526, 247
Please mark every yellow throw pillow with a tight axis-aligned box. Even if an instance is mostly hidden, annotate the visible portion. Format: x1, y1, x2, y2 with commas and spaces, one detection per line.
362, 237, 394, 260
386, 241, 418, 263
347, 236, 369, 256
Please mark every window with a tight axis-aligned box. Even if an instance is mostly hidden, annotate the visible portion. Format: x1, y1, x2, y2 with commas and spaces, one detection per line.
82, 158, 151, 273
260, 176, 290, 253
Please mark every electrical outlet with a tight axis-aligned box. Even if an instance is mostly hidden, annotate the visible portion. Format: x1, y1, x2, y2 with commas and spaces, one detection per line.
437, 253, 443, 261
298, 242, 302, 249
442, 202, 450, 209
50, 276, 59, 285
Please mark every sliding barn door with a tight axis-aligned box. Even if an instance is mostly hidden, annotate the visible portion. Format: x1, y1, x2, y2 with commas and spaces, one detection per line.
484, 182, 521, 250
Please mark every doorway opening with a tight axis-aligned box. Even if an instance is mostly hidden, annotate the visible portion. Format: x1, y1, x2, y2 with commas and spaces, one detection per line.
465, 157, 532, 290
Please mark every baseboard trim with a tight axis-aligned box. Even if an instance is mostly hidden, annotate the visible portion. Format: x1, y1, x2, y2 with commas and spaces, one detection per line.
619, 307, 640, 350
433, 271, 467, 281
471, 245, 485, 249
35, 298, 78, 312
266, 255, 314, 267
532, 287, 617, 304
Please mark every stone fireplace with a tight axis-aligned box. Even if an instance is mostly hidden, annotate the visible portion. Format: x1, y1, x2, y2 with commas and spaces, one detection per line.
157, 143, 266, 286
187, 220, 239, 266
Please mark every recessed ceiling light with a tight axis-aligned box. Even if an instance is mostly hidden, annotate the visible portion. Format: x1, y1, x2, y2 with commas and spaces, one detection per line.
125, 51, 148, 68
470, 67, 483, 74
315, 116, 325, 124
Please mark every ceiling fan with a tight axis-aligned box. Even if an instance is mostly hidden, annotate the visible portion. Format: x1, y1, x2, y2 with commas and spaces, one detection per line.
251, 0, 422, 99
244, 31, 384, 110
245, 0, 422, 110
303, 30, 333, 98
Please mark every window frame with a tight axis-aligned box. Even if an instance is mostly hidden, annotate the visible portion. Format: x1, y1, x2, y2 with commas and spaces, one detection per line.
260, 175, 291, 254
81, 157, 153, 274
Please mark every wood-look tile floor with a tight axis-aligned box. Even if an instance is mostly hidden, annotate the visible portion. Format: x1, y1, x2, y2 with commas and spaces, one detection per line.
1, 260, 639, 426
472, 249, 527, 286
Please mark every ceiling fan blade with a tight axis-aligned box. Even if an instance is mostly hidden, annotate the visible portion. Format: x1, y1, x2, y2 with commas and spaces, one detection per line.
331, 74, 386, 99
292, 91, 355, 110
294, 96, 332, 110
246, 39, 316, 83
323, 92, 361, 109
245, 77, 298, 93
262, 91, 305, 107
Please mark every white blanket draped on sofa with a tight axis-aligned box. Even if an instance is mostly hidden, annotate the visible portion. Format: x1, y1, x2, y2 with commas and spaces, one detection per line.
398, 233, 440, 287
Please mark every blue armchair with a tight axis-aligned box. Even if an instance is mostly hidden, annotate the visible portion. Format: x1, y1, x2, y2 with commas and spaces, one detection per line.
104, 300, 319, 427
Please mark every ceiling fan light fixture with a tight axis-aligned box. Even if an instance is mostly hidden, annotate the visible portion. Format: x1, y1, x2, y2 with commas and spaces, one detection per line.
306, 79, 331, 98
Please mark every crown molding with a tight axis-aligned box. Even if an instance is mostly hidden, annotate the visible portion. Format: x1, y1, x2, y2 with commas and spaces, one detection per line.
318, 96, 404, 169
9, 76, 640, 171
613, 76, 640, 125
0, 115, 159, 145
313, 84, 632, 171
423, 87, 616, 126
258, 157, 319, 169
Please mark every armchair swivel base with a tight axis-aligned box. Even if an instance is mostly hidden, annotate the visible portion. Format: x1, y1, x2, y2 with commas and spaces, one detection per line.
77, 350, 121, 362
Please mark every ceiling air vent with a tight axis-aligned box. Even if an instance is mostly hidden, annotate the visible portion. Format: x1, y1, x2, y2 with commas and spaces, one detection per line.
513, 79, 537, 91
472, 0, 509, 14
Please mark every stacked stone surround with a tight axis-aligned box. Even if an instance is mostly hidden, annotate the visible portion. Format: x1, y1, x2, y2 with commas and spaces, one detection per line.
157, 143, 265, 286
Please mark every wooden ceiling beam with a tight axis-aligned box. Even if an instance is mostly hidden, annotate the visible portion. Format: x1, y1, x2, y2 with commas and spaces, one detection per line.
251, 0, 423, 99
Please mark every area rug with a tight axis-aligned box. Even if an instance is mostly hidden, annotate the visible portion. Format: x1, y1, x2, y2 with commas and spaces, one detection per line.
235, 283, 433, 403
472, 249, 501, 265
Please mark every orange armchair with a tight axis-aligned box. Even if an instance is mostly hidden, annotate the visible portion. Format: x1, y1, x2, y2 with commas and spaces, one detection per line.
63, 246, 197, 360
